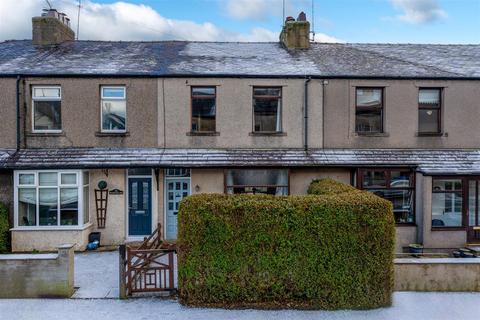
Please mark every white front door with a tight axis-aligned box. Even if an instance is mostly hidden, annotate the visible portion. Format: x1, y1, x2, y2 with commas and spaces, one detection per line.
165, 178, 190, 240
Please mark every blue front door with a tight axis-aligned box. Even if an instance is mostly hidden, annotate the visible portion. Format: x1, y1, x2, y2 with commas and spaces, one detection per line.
128, 178, 152, 236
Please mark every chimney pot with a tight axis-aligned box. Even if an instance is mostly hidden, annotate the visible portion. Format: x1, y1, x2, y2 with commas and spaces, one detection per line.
32, 9, 75, 46
280, 12, 310, 49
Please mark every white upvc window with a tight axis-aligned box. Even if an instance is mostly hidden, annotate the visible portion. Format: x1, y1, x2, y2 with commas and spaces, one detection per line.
14, 170, 90, 229
101, 86, 126, 133
32, 86, 62, 133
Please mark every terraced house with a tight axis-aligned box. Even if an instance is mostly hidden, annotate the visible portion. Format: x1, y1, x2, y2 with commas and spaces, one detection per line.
0, 9, 479, 253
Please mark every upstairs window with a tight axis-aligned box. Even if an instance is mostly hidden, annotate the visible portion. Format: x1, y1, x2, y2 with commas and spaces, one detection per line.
225, 169, 288, 195
253, 87, 282, 132
357, 168, 415, 224
418, 88, 441, 134
32, 86, 62, 132
355, 88, 383, 133
191, 87, 216, 132
101, 86, 126, 132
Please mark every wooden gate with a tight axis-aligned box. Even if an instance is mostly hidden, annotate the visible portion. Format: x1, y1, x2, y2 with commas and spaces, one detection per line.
119, 224, 176, 297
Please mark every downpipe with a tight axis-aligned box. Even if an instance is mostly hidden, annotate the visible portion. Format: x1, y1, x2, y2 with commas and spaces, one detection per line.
304, 77, 311, 151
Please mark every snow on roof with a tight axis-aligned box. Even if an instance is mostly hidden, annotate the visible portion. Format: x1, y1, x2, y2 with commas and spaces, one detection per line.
0, 41, 479, 78
1, 148, 480, 174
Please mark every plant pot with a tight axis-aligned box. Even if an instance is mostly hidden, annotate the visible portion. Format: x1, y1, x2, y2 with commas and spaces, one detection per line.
408, 244, 423, 254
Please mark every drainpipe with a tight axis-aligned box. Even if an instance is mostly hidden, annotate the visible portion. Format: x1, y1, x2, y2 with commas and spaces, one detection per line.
304, 77, 311, 150
322, 80, 327, 148
16, 75, 22, 150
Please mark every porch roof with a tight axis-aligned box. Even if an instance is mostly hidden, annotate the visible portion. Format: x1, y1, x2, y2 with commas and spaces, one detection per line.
1, 148, 480, 175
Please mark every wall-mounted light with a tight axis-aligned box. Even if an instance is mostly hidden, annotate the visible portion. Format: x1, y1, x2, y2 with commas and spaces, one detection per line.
195, 185, 200, 192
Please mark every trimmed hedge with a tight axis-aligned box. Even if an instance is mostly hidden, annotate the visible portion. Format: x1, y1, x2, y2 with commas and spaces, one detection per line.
307, 178, 358, 195
177, 182, 395, 310
0, 202, 9, 253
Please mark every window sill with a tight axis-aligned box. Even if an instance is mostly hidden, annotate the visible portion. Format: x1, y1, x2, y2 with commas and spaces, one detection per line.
249, 132, 287, 137
27, 132, 65, 137
431, 227, 465, 231
186, 131, 220, 136
396, 223, 416, 227
95, 131, 130, 137
10, 223, 93, 232
416, 132, 445, 137
355, 132, 389, 137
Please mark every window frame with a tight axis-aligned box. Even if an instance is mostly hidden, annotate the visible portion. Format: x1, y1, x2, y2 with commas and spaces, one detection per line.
13, 170, 90, 230
431, 176, 467, 231
418, 87, 442, 135
223, 168, 290, 195
357, 168, 415, 225
252, 86, 283, 133
31, 85, 62, 133
190, 86, 217, 133
100, 85, 127, 133
355, 87, 384, 134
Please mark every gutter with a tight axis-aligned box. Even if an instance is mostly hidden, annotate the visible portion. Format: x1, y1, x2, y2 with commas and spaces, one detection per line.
15, 75, 22, 151
1, 73, 480, 81
304, 77, 311, 150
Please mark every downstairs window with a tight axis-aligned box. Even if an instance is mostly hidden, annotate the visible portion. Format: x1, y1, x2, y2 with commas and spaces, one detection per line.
357, 168, 415, 224
225, 169, 288, 195
15, 170, 89, 228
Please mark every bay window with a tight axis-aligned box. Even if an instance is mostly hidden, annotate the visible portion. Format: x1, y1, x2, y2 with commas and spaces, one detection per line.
432, 178, 463, 228
357, 168, 415, 224
225, 169, 288, 195
32, 86, 62, 132
15, 170, 89, 228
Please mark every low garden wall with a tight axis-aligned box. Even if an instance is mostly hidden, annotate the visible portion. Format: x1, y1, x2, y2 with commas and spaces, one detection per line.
0, 244, 74, 298
177, 179, 395, 310
395, 258, 480, 292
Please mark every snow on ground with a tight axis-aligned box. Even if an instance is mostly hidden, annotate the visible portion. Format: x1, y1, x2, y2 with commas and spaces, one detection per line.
0, 292, 480, 320
73, 251, 119, 299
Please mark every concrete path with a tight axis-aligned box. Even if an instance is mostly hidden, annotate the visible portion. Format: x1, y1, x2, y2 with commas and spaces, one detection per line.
72, 251, 119, 299
1, 292, 480, 320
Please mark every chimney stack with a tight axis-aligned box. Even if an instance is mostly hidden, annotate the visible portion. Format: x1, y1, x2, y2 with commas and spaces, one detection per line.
32, 9, 75, 46
280, 12, 310, 49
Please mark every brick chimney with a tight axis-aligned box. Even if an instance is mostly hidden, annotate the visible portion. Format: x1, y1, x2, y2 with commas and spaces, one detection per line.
279, 12, 310, 49
32, 9, 75, 46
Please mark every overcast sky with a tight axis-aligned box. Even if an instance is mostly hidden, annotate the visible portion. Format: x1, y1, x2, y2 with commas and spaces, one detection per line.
0, 0, 478, 43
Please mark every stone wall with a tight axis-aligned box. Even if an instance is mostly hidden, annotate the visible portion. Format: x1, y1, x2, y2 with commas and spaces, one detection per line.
0, 244, 74, 298
395, 258, 480, 291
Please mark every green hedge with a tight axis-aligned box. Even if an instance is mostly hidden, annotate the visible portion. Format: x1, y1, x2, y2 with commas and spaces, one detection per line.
0, 202, 9, 253
177, 183, 395, 310
307, 178, 358, 195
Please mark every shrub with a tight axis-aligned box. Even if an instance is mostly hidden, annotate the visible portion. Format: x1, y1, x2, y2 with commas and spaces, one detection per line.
177, 183, 395, 310
307, 178, 358, 195
0, 202, 9, 253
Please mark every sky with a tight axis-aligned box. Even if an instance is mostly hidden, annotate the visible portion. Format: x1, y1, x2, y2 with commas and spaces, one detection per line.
0, 0, 479, 43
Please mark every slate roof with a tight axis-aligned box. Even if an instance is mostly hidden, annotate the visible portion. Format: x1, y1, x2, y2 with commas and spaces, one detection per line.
1, 148, 480, 175
0, 40, 479, 78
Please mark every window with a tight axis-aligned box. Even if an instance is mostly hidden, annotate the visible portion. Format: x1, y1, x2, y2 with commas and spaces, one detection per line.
32, 86, 62, 132
355, 88, 383, 133
225, 169, 288, 195
15, 171, 89, 228
101, 86, 126, 132
357, 169, 414, 224
191, 87, 216, 132
418, 88, 441, 134
253, 87, 282, 132
432, 178, 463, 228
165, 168, 191, 177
